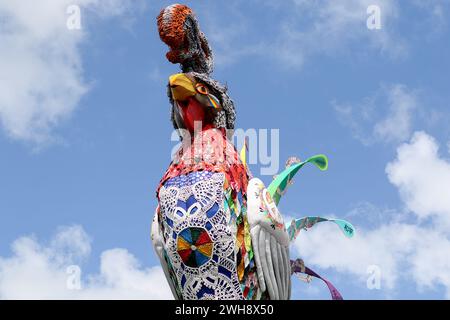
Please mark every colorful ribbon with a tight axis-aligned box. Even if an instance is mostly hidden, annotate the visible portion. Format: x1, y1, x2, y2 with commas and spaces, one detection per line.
291, 259, 343, 300
268, 154, 328, 205
287, 216, 355, 241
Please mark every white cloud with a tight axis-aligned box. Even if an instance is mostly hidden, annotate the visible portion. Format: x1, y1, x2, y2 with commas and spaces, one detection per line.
409, 228, 450, 294
276, 0, 405, 68
200, 0, 408, 69
374, 84, 418, 143
294, 222, 415, 290
0, 225, 172, 300
293, 131, 450, 298
197, 2, 265, 67
0, 0, 138, 146
200, 1, 450, 69
334, 84, 418, 145
386, 131, 450, 228
294, 220, 450, 298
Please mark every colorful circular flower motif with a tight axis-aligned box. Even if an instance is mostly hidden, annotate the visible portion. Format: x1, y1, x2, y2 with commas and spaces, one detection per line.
177, 227, 213, 268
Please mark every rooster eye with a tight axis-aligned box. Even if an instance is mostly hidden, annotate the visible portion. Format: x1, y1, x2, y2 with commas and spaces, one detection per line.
195, 83, 209, 95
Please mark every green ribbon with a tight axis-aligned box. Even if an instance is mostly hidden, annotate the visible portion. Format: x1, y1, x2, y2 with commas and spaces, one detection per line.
268, 154, 328, 205
287, 216, 355, 242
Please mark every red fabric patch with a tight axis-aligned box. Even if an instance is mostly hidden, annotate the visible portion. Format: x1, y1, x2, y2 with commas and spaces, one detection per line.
196, 231, 212, 246
178, 249, 192, 262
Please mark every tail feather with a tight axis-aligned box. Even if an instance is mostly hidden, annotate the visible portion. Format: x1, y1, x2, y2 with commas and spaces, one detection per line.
287, 216, 355, 242
268, 154, 328, 205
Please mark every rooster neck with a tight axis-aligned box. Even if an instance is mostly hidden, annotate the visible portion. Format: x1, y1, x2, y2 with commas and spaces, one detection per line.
157, 128, 249, 197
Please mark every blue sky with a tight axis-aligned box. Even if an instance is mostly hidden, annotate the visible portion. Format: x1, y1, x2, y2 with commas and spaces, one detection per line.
1, 0, 450, 299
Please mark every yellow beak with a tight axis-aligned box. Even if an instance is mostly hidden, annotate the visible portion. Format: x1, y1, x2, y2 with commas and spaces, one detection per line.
169, 73, 196, 101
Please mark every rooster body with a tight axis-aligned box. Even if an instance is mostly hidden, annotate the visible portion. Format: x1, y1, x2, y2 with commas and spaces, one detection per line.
152, 70, 287, 299
154, 119, 264, 299
151, 4, 352, 300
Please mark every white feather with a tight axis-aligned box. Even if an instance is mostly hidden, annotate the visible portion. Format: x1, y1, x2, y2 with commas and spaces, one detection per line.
247, 178, 291, 300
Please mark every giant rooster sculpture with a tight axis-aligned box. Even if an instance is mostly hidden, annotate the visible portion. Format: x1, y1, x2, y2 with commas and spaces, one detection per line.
151, 4, 354, 300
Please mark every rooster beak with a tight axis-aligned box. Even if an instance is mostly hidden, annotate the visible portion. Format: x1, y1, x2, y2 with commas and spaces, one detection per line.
169, 73, 196, 101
